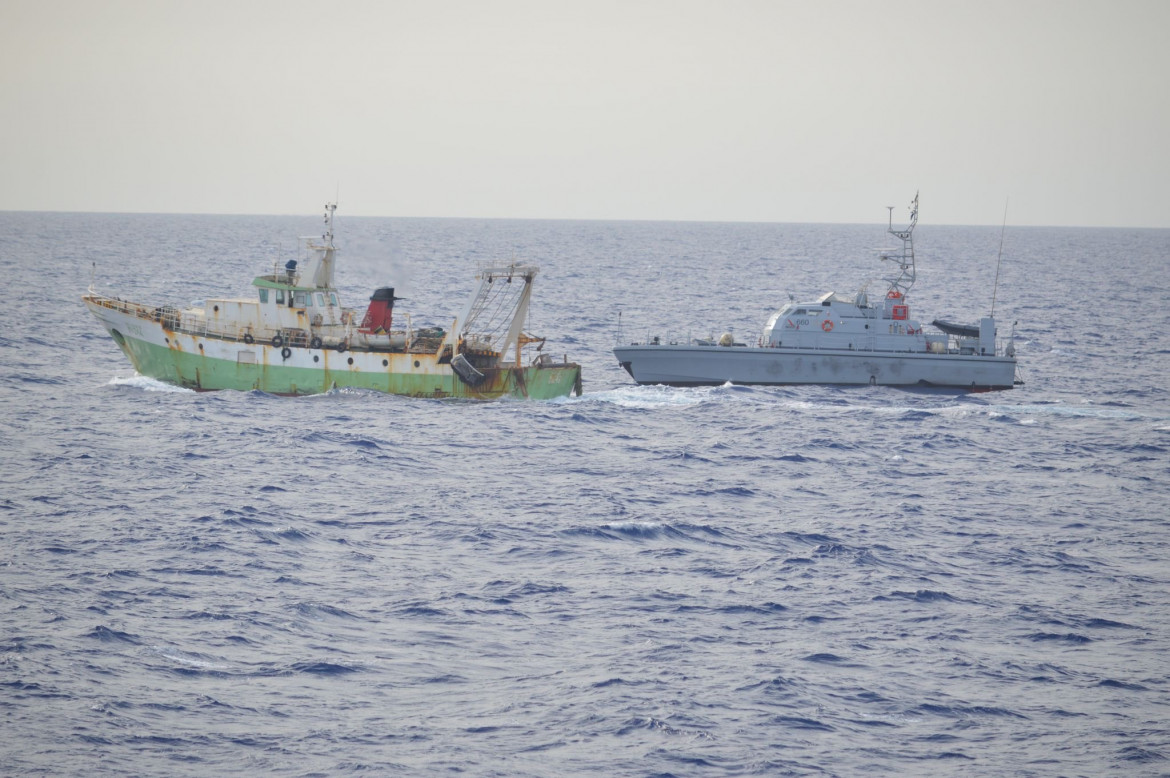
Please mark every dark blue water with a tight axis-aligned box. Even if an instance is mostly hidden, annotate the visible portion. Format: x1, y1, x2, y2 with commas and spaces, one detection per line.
3, 211, 1169, 776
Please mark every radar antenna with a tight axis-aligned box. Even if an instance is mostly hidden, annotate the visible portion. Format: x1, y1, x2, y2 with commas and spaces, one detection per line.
323, 202, 337, 247
882, 191, 918, 299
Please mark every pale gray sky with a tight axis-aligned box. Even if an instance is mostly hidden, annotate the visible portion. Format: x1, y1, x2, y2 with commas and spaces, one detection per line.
2, 0, 1167, 226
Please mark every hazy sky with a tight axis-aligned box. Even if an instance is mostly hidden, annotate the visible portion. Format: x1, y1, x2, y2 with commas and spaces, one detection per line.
2, 0, 1167, 226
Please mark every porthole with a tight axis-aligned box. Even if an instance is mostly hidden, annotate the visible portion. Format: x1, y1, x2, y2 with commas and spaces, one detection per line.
198, 343, 203, 351
382, 359, 388, 367
164, 337, 169, 344
347, 357, 354, 365
414, 360, 420, 368
313, 355, 319, 363
213, 305, 219, 313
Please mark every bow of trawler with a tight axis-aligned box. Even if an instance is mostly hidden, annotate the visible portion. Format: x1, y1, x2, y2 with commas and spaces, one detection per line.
83, 203, 582, 400
613, 194, 1021, 391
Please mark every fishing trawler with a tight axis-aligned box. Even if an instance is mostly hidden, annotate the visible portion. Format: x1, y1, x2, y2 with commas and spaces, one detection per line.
614, 195, 1019, 391
84, 203, 582, 399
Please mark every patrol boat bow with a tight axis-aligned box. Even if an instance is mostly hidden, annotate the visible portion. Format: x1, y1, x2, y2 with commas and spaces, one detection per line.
614, 195, 1019, 391
84, 203, 582, 399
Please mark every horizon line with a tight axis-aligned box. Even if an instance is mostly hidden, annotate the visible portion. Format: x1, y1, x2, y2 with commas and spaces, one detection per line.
0, 207, 1164, 231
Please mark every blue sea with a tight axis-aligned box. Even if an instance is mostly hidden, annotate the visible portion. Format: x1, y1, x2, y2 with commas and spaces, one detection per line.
2, 211, 1169, 776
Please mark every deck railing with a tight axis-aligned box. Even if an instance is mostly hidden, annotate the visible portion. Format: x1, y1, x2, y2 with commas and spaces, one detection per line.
622, 331, 1007, 357
87, 294, 259, 343
86, 293, 454, 355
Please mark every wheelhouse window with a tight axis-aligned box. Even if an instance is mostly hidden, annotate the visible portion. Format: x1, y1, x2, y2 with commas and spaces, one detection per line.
259, 288, 269, 304
330, 293, 338, 307
316, 293, 325, 307
276, 289, 286, 305
294, 292, 307, 307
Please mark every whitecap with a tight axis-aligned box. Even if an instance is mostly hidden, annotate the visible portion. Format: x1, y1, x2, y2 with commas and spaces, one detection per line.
108, 374, 194, 393
143, 646, 228, 670
601, 520, 665, 533
984, 404, 1144, 420
583, 385, 712, 409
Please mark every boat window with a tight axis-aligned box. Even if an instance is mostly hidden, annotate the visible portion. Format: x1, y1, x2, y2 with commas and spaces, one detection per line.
294, 292, 307, 307
276, 289, 285, 305
330, 293, 338, 307
259, 288, 268, 304
316, 293, 325, 307
794, 309, 806, 315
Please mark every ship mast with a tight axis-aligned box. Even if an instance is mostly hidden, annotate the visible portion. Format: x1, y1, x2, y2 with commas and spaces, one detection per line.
291, 202, 340, 290
883, 192, 918, 298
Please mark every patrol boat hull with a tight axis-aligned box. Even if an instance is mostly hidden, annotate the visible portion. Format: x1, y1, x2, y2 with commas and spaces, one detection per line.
614, 343, 1016, 391
614, 194, 1019, 393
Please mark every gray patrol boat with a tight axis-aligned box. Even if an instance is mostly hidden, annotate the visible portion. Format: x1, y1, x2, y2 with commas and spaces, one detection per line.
614, 195, 1019, 391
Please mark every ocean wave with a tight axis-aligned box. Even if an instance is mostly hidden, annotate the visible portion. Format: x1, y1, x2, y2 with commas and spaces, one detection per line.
8, 213, 1170, 777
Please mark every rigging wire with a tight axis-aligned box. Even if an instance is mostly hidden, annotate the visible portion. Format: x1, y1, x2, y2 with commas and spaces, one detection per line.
991, 197, 1009, 318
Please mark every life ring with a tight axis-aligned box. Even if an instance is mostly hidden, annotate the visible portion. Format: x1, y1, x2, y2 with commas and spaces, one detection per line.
271, 334, 284, 348
335, 340, 348, 353
243, 333, 254, 344
821, 319, 834, 332
887, 289, 902, 299
280, 346, 292, 360
310, 336, 323, 349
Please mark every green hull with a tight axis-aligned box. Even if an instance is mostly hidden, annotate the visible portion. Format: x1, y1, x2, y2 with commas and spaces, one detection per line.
110, 328, 580, 400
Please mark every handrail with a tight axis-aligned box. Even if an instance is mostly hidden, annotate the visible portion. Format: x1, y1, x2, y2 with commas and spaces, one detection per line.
87, 293, 272, 343
619, 331, 1003, 358
85, 292, 452, 354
